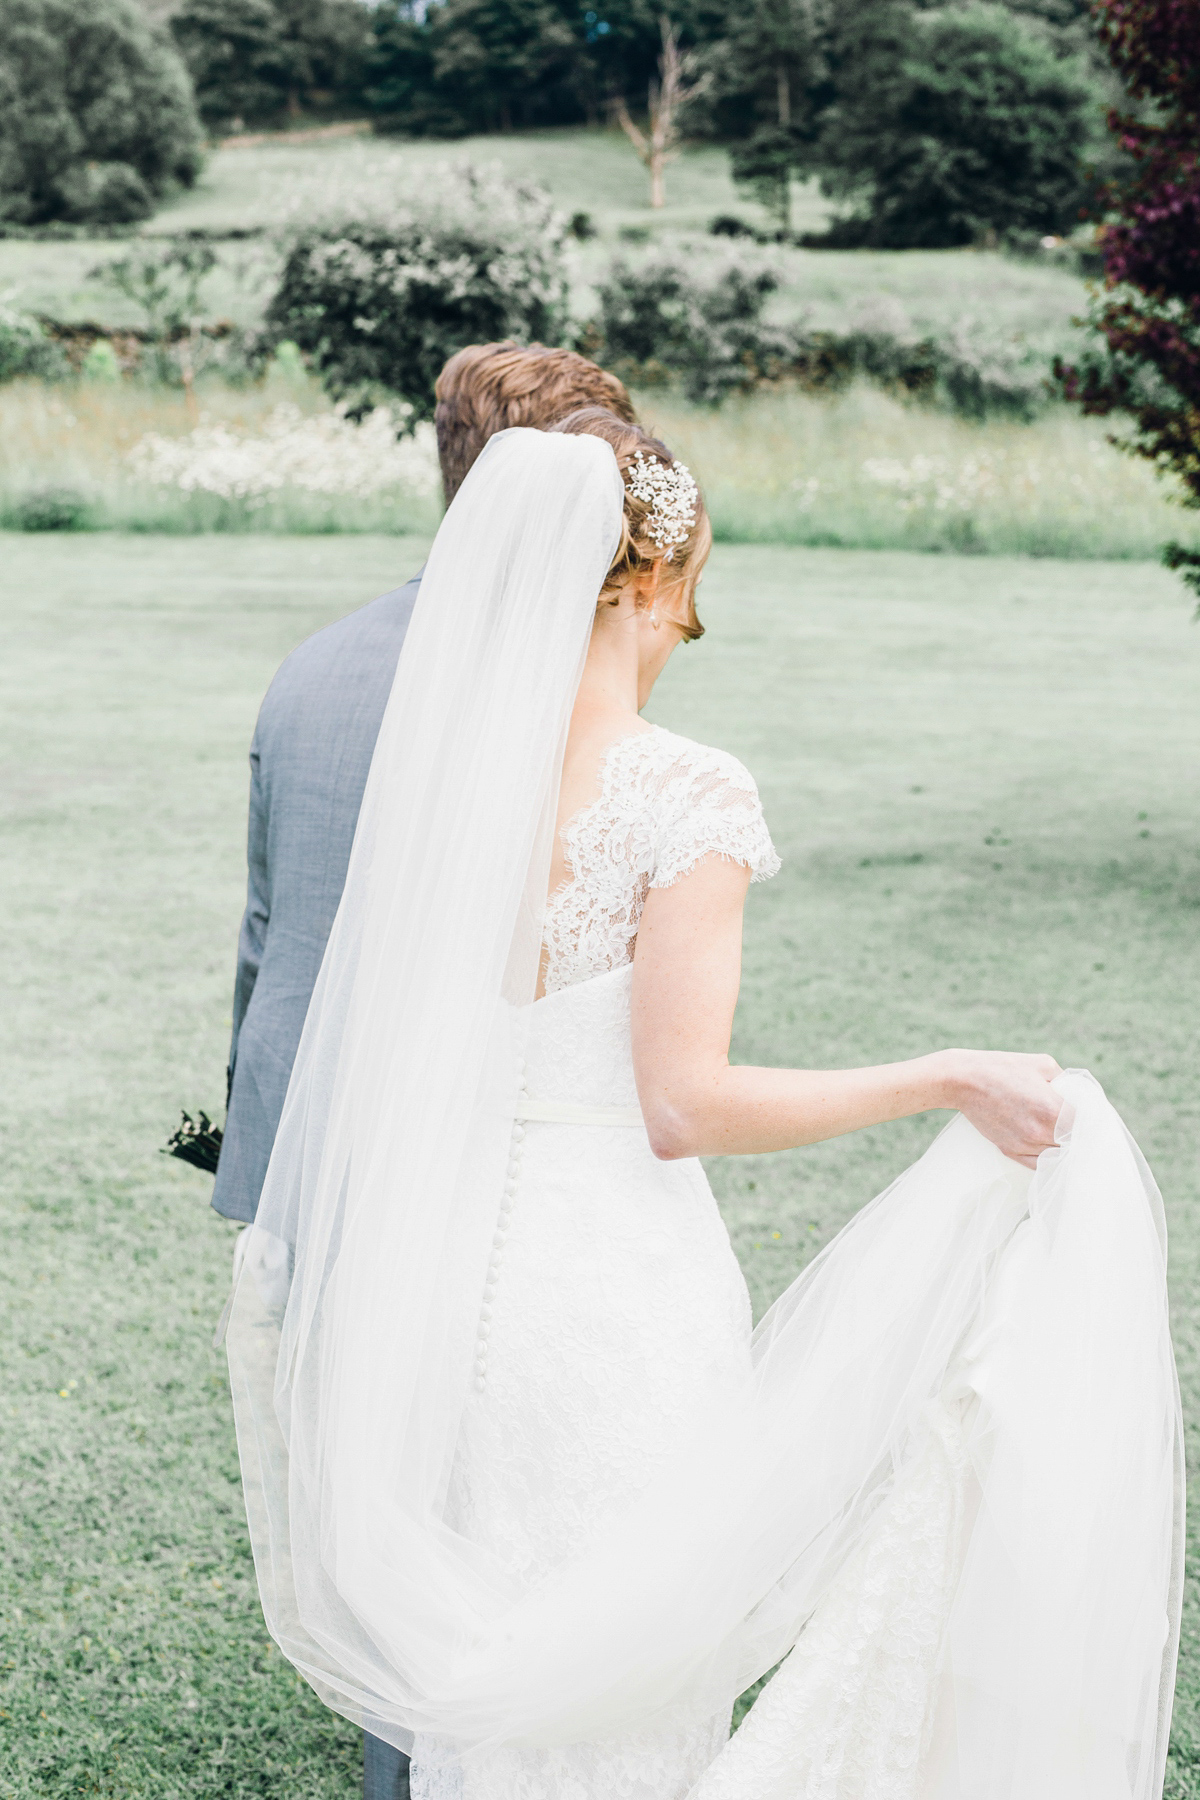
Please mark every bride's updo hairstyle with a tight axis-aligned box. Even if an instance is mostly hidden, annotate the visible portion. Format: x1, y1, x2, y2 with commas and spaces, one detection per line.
551, 406, 710, 641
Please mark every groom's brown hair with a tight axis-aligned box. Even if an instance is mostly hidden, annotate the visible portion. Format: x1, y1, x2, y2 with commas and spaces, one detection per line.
434, 342, 636, 505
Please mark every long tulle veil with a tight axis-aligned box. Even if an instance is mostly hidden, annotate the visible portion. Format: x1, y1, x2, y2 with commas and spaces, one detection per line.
226, 428, 1183, 1797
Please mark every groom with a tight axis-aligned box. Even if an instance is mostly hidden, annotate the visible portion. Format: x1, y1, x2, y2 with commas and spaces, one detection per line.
211, 342, 635, 1800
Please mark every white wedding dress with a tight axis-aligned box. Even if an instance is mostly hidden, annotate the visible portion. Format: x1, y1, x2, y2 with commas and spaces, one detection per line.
227, 430, 1181, 1800
412, 724, 778, 1800
407, 724, 1007, 1800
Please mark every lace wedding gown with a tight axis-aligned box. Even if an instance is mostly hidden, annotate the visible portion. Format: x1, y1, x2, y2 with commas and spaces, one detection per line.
415, 721, 970, 1800
411, 724, 777, 1800
413, 723, 1145, 1800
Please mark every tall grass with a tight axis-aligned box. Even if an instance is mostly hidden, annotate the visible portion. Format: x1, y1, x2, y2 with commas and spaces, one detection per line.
641, 384, 1200, 561
2, 369, 1196, 561
0, 371, 443, 536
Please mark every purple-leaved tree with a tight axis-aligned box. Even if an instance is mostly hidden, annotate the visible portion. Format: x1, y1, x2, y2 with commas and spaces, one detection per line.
1058, 0, 1200, 599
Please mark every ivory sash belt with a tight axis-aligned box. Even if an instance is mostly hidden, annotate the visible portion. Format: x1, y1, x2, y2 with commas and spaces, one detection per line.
514, 1098, 644, 1128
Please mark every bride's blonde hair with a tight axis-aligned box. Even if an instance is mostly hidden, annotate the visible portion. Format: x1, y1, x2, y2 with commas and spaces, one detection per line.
550, 407, 711, 640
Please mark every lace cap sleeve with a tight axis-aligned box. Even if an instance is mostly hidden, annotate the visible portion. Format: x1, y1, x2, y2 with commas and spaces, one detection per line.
647, 734, 781, 890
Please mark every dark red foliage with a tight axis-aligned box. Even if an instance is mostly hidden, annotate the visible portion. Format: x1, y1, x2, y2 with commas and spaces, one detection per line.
1094, 0, 1200, 305
1058, 0, 1200, 590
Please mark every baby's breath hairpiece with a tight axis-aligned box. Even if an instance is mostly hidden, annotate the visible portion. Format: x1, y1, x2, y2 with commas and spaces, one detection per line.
625, 451, 699, 562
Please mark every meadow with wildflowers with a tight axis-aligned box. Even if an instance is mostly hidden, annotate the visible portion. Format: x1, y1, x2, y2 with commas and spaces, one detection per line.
0, 369, 1194, 558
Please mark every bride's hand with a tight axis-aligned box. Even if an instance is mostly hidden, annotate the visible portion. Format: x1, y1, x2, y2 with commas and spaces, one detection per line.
938, 1048, 1065, 1169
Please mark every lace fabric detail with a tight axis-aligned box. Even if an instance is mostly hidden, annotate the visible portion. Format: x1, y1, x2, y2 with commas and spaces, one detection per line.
542, 726, 780, 997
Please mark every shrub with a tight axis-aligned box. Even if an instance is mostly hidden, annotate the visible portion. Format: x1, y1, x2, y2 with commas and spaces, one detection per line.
588, 247, 1061, 417
13, 486, 91, 530
264, 166, 570, 420
815, 1, 1099, 247
593, 251, 793, 404
0, 0, 203, 227
0, 306, 68, 383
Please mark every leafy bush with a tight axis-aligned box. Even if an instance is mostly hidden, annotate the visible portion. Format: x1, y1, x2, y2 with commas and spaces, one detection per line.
13, 486, 90, 530
0, 306, 68, 383
87, 238, 224, 383
590, 248, 1060, 417
593, 251, 793, 404
171, 0, 371, 132
264, 166, 570, 420
815, 1, 1099, 247
0, 0, 203, 227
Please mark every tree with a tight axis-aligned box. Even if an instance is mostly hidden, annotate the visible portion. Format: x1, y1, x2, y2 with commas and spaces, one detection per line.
1057, 0, 1200, 601
814, 0, 1099, 247
613, 17, 710, 208
363, 0, 457, 134
703, 0, 828, 228
172, 0, 370, 129
0, 0, 203, 226
364, 0, 590, 134
431, 0, 582, 131
729, 123, 808, 232
171, 0, 294, 128
361, 0, 724, 138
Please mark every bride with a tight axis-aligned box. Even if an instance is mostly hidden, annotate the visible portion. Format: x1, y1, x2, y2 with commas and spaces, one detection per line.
226, 418, 1182, 1800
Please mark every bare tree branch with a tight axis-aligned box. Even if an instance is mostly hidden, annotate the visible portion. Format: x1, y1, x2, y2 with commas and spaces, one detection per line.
614, 16, 711, 209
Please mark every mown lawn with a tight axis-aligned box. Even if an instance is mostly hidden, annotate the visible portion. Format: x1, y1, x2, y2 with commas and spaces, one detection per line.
2, 533, 1198, 1796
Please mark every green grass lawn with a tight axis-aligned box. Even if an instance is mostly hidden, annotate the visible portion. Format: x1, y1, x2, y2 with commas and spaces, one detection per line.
2, 533, 1198, 1796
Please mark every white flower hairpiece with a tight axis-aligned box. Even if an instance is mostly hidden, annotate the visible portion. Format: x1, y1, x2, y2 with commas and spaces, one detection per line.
625, 450, 699, 561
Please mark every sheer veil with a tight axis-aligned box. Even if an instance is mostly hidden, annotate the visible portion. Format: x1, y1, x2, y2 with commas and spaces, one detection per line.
226, 427, 1182, 1797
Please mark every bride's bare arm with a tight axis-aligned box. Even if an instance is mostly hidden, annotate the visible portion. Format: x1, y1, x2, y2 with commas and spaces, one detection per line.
630, 856, 1063, 1168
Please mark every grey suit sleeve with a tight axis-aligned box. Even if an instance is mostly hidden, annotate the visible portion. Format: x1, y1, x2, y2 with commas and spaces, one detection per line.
228, 735, 269, 1104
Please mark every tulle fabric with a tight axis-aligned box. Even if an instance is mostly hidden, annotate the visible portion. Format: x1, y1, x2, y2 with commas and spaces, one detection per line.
225, 428, 1182, 1796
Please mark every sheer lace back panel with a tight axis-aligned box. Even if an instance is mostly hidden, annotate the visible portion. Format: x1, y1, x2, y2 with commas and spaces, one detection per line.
542, 726, 780, 996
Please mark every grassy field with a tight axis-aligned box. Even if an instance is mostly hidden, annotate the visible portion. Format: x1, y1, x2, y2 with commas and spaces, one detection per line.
2, 532, 1198, 1795
0, 124, 1084, 346
1, 128, 809, 330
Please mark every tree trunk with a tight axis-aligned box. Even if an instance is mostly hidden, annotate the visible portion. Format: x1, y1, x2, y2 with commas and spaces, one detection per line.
614, 18, 710, 211
777, 67, 790, 127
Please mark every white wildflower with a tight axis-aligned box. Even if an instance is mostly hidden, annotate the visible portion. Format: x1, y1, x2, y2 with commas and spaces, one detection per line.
862, 453, 999, 514
128, 404, 439, 502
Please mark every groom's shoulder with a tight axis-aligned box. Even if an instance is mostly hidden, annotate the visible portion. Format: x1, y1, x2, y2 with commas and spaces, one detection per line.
259, 573, 422, 733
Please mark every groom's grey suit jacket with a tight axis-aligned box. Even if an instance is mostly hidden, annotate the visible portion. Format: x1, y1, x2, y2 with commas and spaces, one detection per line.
211, 574, 421, 1224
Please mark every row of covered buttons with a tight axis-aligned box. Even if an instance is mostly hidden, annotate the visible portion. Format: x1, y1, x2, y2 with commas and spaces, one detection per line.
474, 1060, 528, 1392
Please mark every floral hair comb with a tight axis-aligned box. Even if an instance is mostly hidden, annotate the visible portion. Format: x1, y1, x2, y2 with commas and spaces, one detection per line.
626, 451, 699, 561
